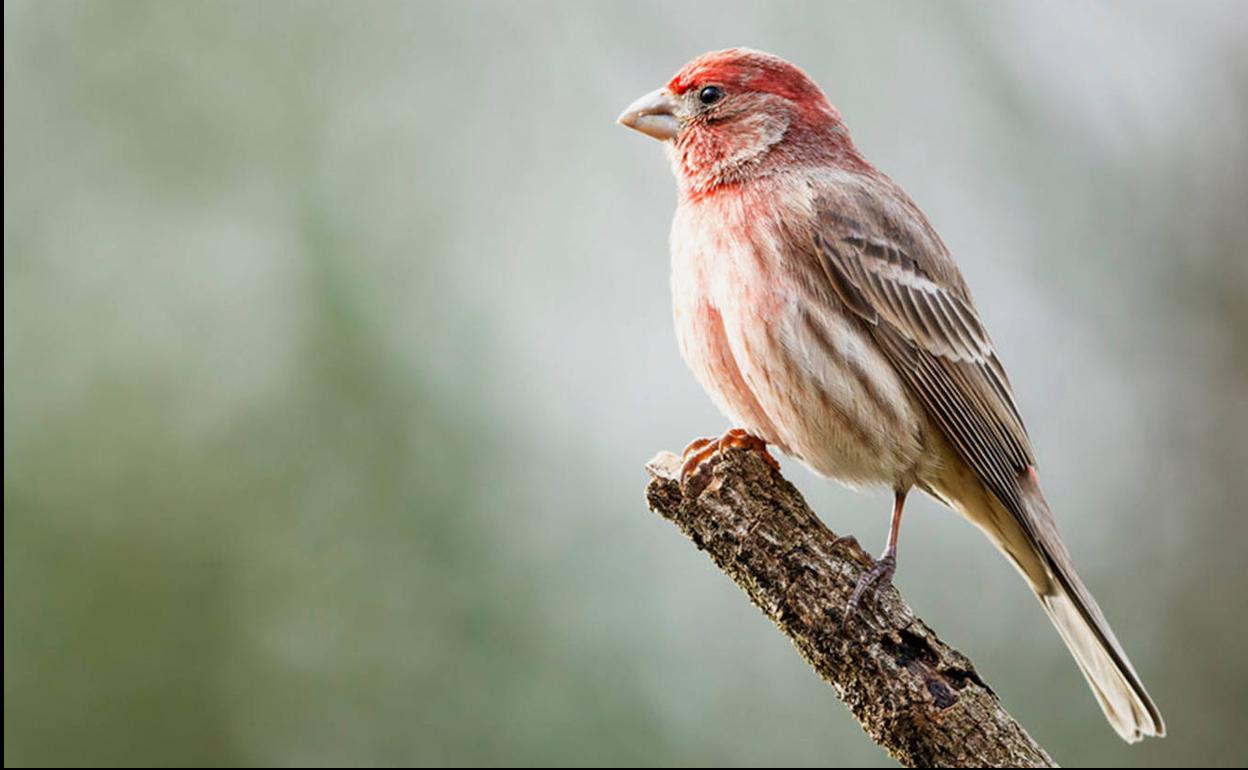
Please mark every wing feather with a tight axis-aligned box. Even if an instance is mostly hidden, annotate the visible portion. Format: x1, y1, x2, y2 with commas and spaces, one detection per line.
813, 204, 1035, 515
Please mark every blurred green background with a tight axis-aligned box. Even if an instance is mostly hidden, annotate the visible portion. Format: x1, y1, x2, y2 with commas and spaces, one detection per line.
5, 1, 1247, 766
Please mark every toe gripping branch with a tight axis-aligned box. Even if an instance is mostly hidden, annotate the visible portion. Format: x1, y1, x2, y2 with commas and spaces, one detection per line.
679, 428, 780, 490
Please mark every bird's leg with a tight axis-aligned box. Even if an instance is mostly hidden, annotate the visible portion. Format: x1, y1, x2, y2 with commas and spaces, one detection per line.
680, 428, 779, 487
844, 489, 907, 624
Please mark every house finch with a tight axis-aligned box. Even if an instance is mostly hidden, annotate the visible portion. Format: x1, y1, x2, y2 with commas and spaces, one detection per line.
618, 48, 1164, 743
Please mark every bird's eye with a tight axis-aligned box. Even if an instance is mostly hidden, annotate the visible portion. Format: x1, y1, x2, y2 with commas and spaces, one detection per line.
698, 86, 725, 105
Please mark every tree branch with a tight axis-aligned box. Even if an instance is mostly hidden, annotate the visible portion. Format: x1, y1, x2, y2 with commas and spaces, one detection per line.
644, 446, 1057, 768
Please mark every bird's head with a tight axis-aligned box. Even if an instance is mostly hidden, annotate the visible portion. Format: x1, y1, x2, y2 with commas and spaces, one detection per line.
618, 48, 860, 197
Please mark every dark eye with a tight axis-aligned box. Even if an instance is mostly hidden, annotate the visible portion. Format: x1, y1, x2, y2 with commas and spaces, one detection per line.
698, 85, 724, 105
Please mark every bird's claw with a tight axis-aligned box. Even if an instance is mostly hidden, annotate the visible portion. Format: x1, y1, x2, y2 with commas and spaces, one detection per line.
679, 429, 779, 489
842, 552, 896, 629
831, 534, 875, 567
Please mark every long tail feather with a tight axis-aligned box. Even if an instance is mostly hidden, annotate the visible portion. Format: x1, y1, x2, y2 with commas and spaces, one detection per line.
1020, 477, 1165, 742
1038, 586, 1164, 741
932, 463, 1165, 742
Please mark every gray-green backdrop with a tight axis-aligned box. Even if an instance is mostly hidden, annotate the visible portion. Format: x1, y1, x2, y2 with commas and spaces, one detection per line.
6, 1, 1247, 766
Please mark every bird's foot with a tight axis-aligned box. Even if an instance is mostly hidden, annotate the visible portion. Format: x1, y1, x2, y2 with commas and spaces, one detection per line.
679, 428, 779, 488
830, 534, 875, 568
718, 428, 781, 470
841, 551, 896, 629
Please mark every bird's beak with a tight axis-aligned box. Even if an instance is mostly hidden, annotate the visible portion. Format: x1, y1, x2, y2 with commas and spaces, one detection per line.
617, 88, 680, 141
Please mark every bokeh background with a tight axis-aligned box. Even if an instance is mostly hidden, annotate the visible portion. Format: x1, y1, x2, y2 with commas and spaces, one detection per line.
6, 0, 1247, 766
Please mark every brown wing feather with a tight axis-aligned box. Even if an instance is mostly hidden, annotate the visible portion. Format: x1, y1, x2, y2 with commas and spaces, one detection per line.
812, 199, 1035, 518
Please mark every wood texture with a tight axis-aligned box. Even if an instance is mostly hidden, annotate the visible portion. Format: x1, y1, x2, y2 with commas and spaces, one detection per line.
644, 446, 1057, 768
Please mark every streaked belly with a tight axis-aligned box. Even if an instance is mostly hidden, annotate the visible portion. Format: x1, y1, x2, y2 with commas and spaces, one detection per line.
671, 206, 928, 488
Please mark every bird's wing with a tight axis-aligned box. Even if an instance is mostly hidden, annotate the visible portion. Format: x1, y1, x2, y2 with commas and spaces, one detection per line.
810, 181, 1165, 742
810, 197, 1035, 518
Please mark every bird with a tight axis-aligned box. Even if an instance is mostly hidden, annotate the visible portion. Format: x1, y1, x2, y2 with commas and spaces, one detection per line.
617, 48, 1164, 743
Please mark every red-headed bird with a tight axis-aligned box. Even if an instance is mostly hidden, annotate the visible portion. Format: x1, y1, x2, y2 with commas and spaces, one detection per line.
618, 48, 1163, 743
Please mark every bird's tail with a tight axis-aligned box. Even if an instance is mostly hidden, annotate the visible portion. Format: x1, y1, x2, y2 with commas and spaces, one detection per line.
934, 464, 1165, 742
1037, 578, 1165, 742
1021, 479, 1165, 743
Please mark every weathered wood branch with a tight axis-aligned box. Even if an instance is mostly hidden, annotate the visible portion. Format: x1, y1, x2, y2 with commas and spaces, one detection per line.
644, 446, 1056, 768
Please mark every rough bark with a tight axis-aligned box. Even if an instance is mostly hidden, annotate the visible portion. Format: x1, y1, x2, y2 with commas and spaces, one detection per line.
644, 446, 1057, 768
